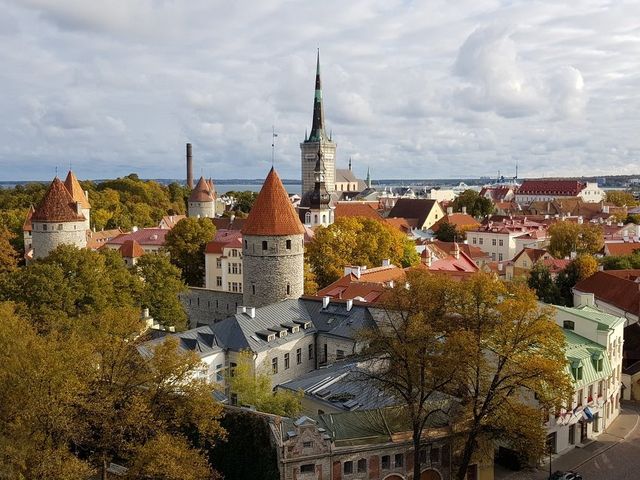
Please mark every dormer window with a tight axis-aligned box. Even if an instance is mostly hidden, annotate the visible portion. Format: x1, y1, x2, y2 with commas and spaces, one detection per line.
570, 361, 583, 381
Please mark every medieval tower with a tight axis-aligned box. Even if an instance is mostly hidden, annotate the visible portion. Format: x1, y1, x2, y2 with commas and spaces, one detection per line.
188, 176, 217, 218
241, 168, 305, 308
31, 176, 88, 259
300, 51, 336, 194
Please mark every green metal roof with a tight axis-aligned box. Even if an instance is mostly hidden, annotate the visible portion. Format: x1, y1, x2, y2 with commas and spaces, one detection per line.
563, 329, 612, 389
555, 304, 625, 331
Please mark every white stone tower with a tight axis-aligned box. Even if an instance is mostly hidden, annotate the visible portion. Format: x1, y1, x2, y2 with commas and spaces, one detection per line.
242, 168, 305, 308
188, 176, 216, 218
31, 177, 87, 259
300, 50, 336, 194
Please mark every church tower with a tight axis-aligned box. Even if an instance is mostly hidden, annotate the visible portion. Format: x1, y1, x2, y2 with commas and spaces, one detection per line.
298, 147, 333, 227
300, 51, 336, 194
242, 168, 305, 308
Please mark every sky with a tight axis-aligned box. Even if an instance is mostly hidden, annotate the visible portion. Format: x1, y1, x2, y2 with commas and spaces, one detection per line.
0, 0, 639, 182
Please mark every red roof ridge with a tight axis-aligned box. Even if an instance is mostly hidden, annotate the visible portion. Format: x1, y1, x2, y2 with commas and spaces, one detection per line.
241, 168, 305, 236
189, 176, 216, 202
64, 170, 90, 209
119, 239, 145, 258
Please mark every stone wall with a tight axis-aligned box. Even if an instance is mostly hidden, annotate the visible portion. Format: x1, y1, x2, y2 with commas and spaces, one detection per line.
188, 201, 216, 218
31, 220, 87, 259
181, 287, 243, 326
243, 234, 304, 308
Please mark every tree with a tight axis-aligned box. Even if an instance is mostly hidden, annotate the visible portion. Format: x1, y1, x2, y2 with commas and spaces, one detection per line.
606, 190, 637, 207
303, 259, 318, 295
435, 221, 458, 242
556, 254, 598, 306
228, 350, 302, 416
165, 217, 216, 286
449, 275, 572, 479
452, 190, 494, 217
0, 226, 18, 274
307, 217, 420, 287
136, 253, 188, 330
527, 263, 561, 304
548, 221, 604, 258
226, 191, 259, 214
601, 252, 640, 270
358, 270, 461, 480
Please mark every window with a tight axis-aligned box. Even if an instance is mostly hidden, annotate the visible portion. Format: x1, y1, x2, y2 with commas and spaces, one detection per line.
216, 364, 223, 382
588, 385, 593, 401
262, 241, 267, 250
394, 453, 403, 468
598, 380, 604, 397
577, 389, 583, 405
336, 349, 345, 360
297, 348, 302, 365
479, 238, 483, 245
430, 446, 441, 464
287, 283, 291, 295
499, 239, 504, 246
284, 353, 290, 370
498, 253, 503, 261
216, 258, 222, 269
308, 344, 314, 360
343, 461, 353, 474
305, 212, 311, 224
272, 357, 278, 374
569, 424, 575, 445
216, 276, 222, 287
492, 239, 497, 246
472, 237, 477, 245
300, 464, 314, 473
381, 455, 390, 470
303, 441, 313, 448
357, 459, 366, 473
230, 393, 238, 405
43, 224, 47, 231
563, 320, 575, 330
491, 253, 496, 260
229, 362, 237, 377
57, 224, 63, 230
286, 239, 291, 250
252, 284, 256, 295
231, 249, 238, 257
244, 240, 247, 249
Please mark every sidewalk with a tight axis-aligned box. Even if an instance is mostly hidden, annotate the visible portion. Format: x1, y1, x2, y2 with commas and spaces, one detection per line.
495, 401, 640, 480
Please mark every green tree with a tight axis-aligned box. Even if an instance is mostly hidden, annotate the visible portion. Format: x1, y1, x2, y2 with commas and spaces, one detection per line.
452, 190, 494, 217
359, 270, 461, 480
606, 190, 638, 207
548, 221, 604, 258
556, 254, 598, 306
435, 221, 458, 242
303, 259, 318, 295
0, 226, 18, 275
601, 252, 640, 270
165, 217, 216, 286
226, 191, 259, 214
136, 253, 188, 330
449, 275, 572, 479
307, 217, 420, 287
228, 350, 302, 416
527, 263, 561, 304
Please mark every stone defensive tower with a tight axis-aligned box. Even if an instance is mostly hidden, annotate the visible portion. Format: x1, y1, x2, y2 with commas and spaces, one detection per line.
31, 177, 87, 259
242, 168, 305, 308
300, 50, 336, 194
188, 176, 216, 218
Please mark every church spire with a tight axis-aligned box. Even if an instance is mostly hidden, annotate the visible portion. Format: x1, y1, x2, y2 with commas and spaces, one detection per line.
308, 49, 326, 142
366, 166, 372, 189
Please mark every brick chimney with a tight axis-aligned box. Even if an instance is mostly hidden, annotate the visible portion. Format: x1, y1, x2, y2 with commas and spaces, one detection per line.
186, 143, 193, 189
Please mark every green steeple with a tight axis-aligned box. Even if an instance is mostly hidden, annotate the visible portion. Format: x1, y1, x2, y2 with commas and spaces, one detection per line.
307, 49, 327, 143
366, 166, 372, 189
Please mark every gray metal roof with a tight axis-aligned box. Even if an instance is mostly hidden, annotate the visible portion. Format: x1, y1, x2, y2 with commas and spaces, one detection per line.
138, 324, 224, 359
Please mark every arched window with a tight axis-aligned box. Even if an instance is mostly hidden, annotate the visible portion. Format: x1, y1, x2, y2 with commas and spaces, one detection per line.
314, 214, 318, 224
305, 212, 311, 224
286, 283, 291, 295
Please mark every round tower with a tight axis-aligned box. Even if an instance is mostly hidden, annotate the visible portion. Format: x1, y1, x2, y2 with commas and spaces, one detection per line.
31, 177, 87, 259
188, 176, 216, 218
242, 168, 305, 308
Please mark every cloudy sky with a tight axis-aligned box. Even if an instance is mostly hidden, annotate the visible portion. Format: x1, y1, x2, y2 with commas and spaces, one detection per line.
1, 0, 639, 182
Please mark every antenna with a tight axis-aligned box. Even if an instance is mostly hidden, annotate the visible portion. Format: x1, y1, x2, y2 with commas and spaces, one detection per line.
55, 165, 58, 177
271, 126, 278, 166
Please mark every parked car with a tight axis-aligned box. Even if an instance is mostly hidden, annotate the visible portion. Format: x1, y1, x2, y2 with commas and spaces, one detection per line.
549, 471, 583, 480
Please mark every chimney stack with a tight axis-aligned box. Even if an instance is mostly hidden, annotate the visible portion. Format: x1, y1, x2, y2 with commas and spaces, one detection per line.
186, 143, 193, 189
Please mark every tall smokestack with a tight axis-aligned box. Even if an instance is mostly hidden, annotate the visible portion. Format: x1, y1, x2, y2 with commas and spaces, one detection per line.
186, 143, 193, 189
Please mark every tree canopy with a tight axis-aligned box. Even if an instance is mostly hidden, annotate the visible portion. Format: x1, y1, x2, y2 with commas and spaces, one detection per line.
547, 221, 604, 258
434, 221, 459, 242
360, 271, 572, 480
225, 190, 259, 216
451, 190, 494, 217
601, 251, 640, 270
606, 190, 638, 207
306, 216, 420, 287
165, 217, 216, 287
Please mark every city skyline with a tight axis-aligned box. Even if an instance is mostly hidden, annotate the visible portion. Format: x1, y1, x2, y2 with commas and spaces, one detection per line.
1, 1, 639, 181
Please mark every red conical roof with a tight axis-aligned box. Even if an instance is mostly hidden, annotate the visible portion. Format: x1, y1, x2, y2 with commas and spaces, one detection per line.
188, 176, 216, 202
32, 178, 86, 223
242, 168, 305, 236
64, 170, 90, 209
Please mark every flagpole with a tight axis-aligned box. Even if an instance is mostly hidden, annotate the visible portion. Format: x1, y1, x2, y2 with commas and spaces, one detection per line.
271, 126, 278, 166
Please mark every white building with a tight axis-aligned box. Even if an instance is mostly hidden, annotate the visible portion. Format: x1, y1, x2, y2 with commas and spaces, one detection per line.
544, 301, 625, 455
467, 219, 548, 262
204, 231, 244, 293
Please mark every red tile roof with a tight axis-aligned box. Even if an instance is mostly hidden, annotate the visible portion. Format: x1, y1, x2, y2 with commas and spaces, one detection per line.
107, 228, 168, 246
241, 168, 305, 236
32, 177, 86, 223
513, 248, 550, 264
160, 215, 186, 229
119, 239, 145, 258
604, 242, 640, 256
23, 205, 34, 232
205, 230, 243, 254
574, 270, 640, 315
518, 180, 586, 196
188, 176, 216, 202
334, 203, 382, 221
86, 228, 125, 250
64, 170, 90, 209
540, 258, 570, 273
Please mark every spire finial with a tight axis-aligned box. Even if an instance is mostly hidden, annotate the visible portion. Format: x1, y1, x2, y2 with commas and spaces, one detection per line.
271, 126, 278, 167
307, 49, 326, 142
